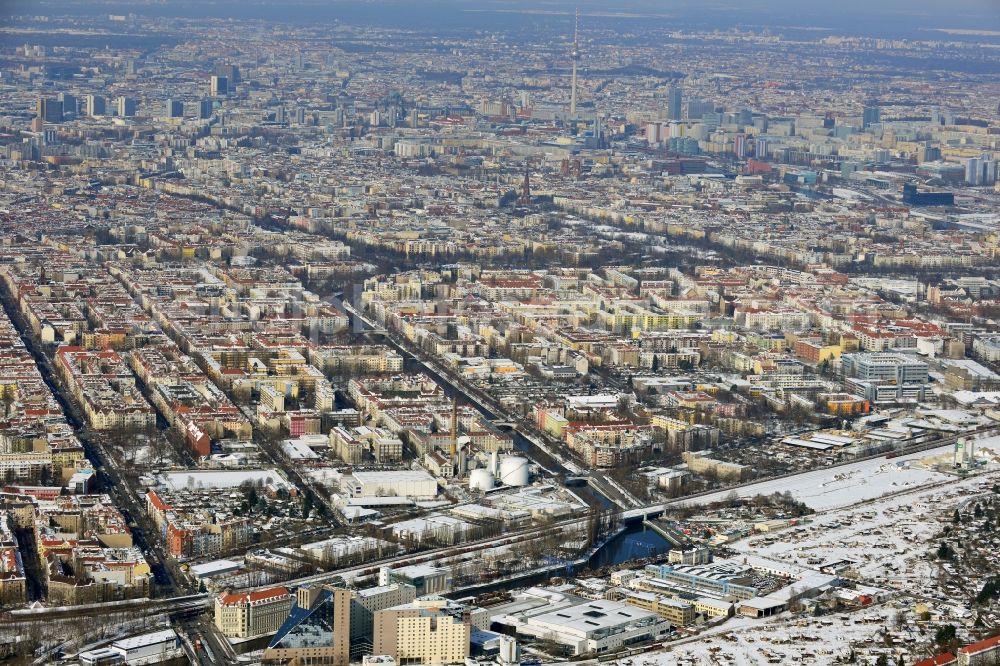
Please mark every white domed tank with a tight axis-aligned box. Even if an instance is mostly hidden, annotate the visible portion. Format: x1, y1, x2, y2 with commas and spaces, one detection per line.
469, 468, 496, 492
498, 456, 530, 487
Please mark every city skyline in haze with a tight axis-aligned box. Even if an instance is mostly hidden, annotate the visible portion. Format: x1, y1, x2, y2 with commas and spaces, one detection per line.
4, 0, 1000, 663
4, 0, 1000, 39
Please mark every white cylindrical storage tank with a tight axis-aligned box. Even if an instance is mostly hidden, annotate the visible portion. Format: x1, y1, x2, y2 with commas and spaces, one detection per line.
469, 468, 496, 492
498, 456, 530, 487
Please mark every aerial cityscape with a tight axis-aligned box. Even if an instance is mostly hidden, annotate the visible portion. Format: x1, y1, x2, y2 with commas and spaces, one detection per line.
2, 0, 1000, 664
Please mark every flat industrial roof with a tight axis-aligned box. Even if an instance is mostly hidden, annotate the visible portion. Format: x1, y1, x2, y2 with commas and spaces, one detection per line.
531, 599, 659, 633
190, 559, 241, 578
352, 470, 436, 482
782, 437, 833, 451
112, 629, 178, 650
739, 596, 786, 610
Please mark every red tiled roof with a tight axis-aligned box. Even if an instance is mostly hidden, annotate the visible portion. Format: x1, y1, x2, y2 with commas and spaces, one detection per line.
959, 634, 1000, 655
219, 586, 289, 606
146, 490, 170, 512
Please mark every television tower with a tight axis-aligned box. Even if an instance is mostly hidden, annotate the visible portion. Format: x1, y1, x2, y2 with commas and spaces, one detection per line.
569, 8, 580, 117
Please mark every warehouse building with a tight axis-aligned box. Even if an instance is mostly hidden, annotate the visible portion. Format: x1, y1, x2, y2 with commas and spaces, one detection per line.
346, 470, 439, 498
493, 589, 672, 656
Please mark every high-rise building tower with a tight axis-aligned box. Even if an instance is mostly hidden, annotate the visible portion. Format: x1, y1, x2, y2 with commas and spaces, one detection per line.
199, 99, 213, 119
265, 586, 351, 666
755, 137, 769, 159
85, 95, 106, 117
569, 9, 580, 116
863, 105, 881, 129
36, 97, 63, 123
58, 93, 77, 118
983, 156, 997, 186
668, 85, 683, 121
646, 122, 663, 145
966, 156, 983, 186
733, 133, 747, 158
210, 75, 228, 97
215, 63, 240, 84
165, 99, 184, 118
116, 96, 137, 117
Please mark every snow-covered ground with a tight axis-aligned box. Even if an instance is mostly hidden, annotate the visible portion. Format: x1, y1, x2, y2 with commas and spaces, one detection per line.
616, 436, 1000, 665
735, 472, 999, 587
637, 605, 892, 666
685, 433, 1000, 511
159, 468, 286, 490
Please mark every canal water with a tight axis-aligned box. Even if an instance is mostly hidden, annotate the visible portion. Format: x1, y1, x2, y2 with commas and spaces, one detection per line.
571, 482, 614, 511
335, 296, 673, 581
589, 524, 671, 568
450, 523, 672, 599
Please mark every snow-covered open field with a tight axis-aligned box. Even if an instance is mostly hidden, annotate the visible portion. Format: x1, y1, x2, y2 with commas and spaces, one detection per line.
160, 468, 286, 490
616, 435, 1000, 665
684, 433, 1000, 511
736, 471, 999, 585
636, 605, 893, 666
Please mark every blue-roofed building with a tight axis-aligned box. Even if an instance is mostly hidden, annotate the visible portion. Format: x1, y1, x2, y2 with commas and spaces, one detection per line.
263, 585, 351, 666
470, 627, 503, 656
349, 583, 417, 659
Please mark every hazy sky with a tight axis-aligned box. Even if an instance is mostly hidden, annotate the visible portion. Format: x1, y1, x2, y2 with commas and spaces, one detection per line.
5, 0, 1000, 38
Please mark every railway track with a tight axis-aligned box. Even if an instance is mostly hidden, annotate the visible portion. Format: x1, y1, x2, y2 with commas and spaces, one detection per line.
240, 507, 614, 592
0, 594, 210, 625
